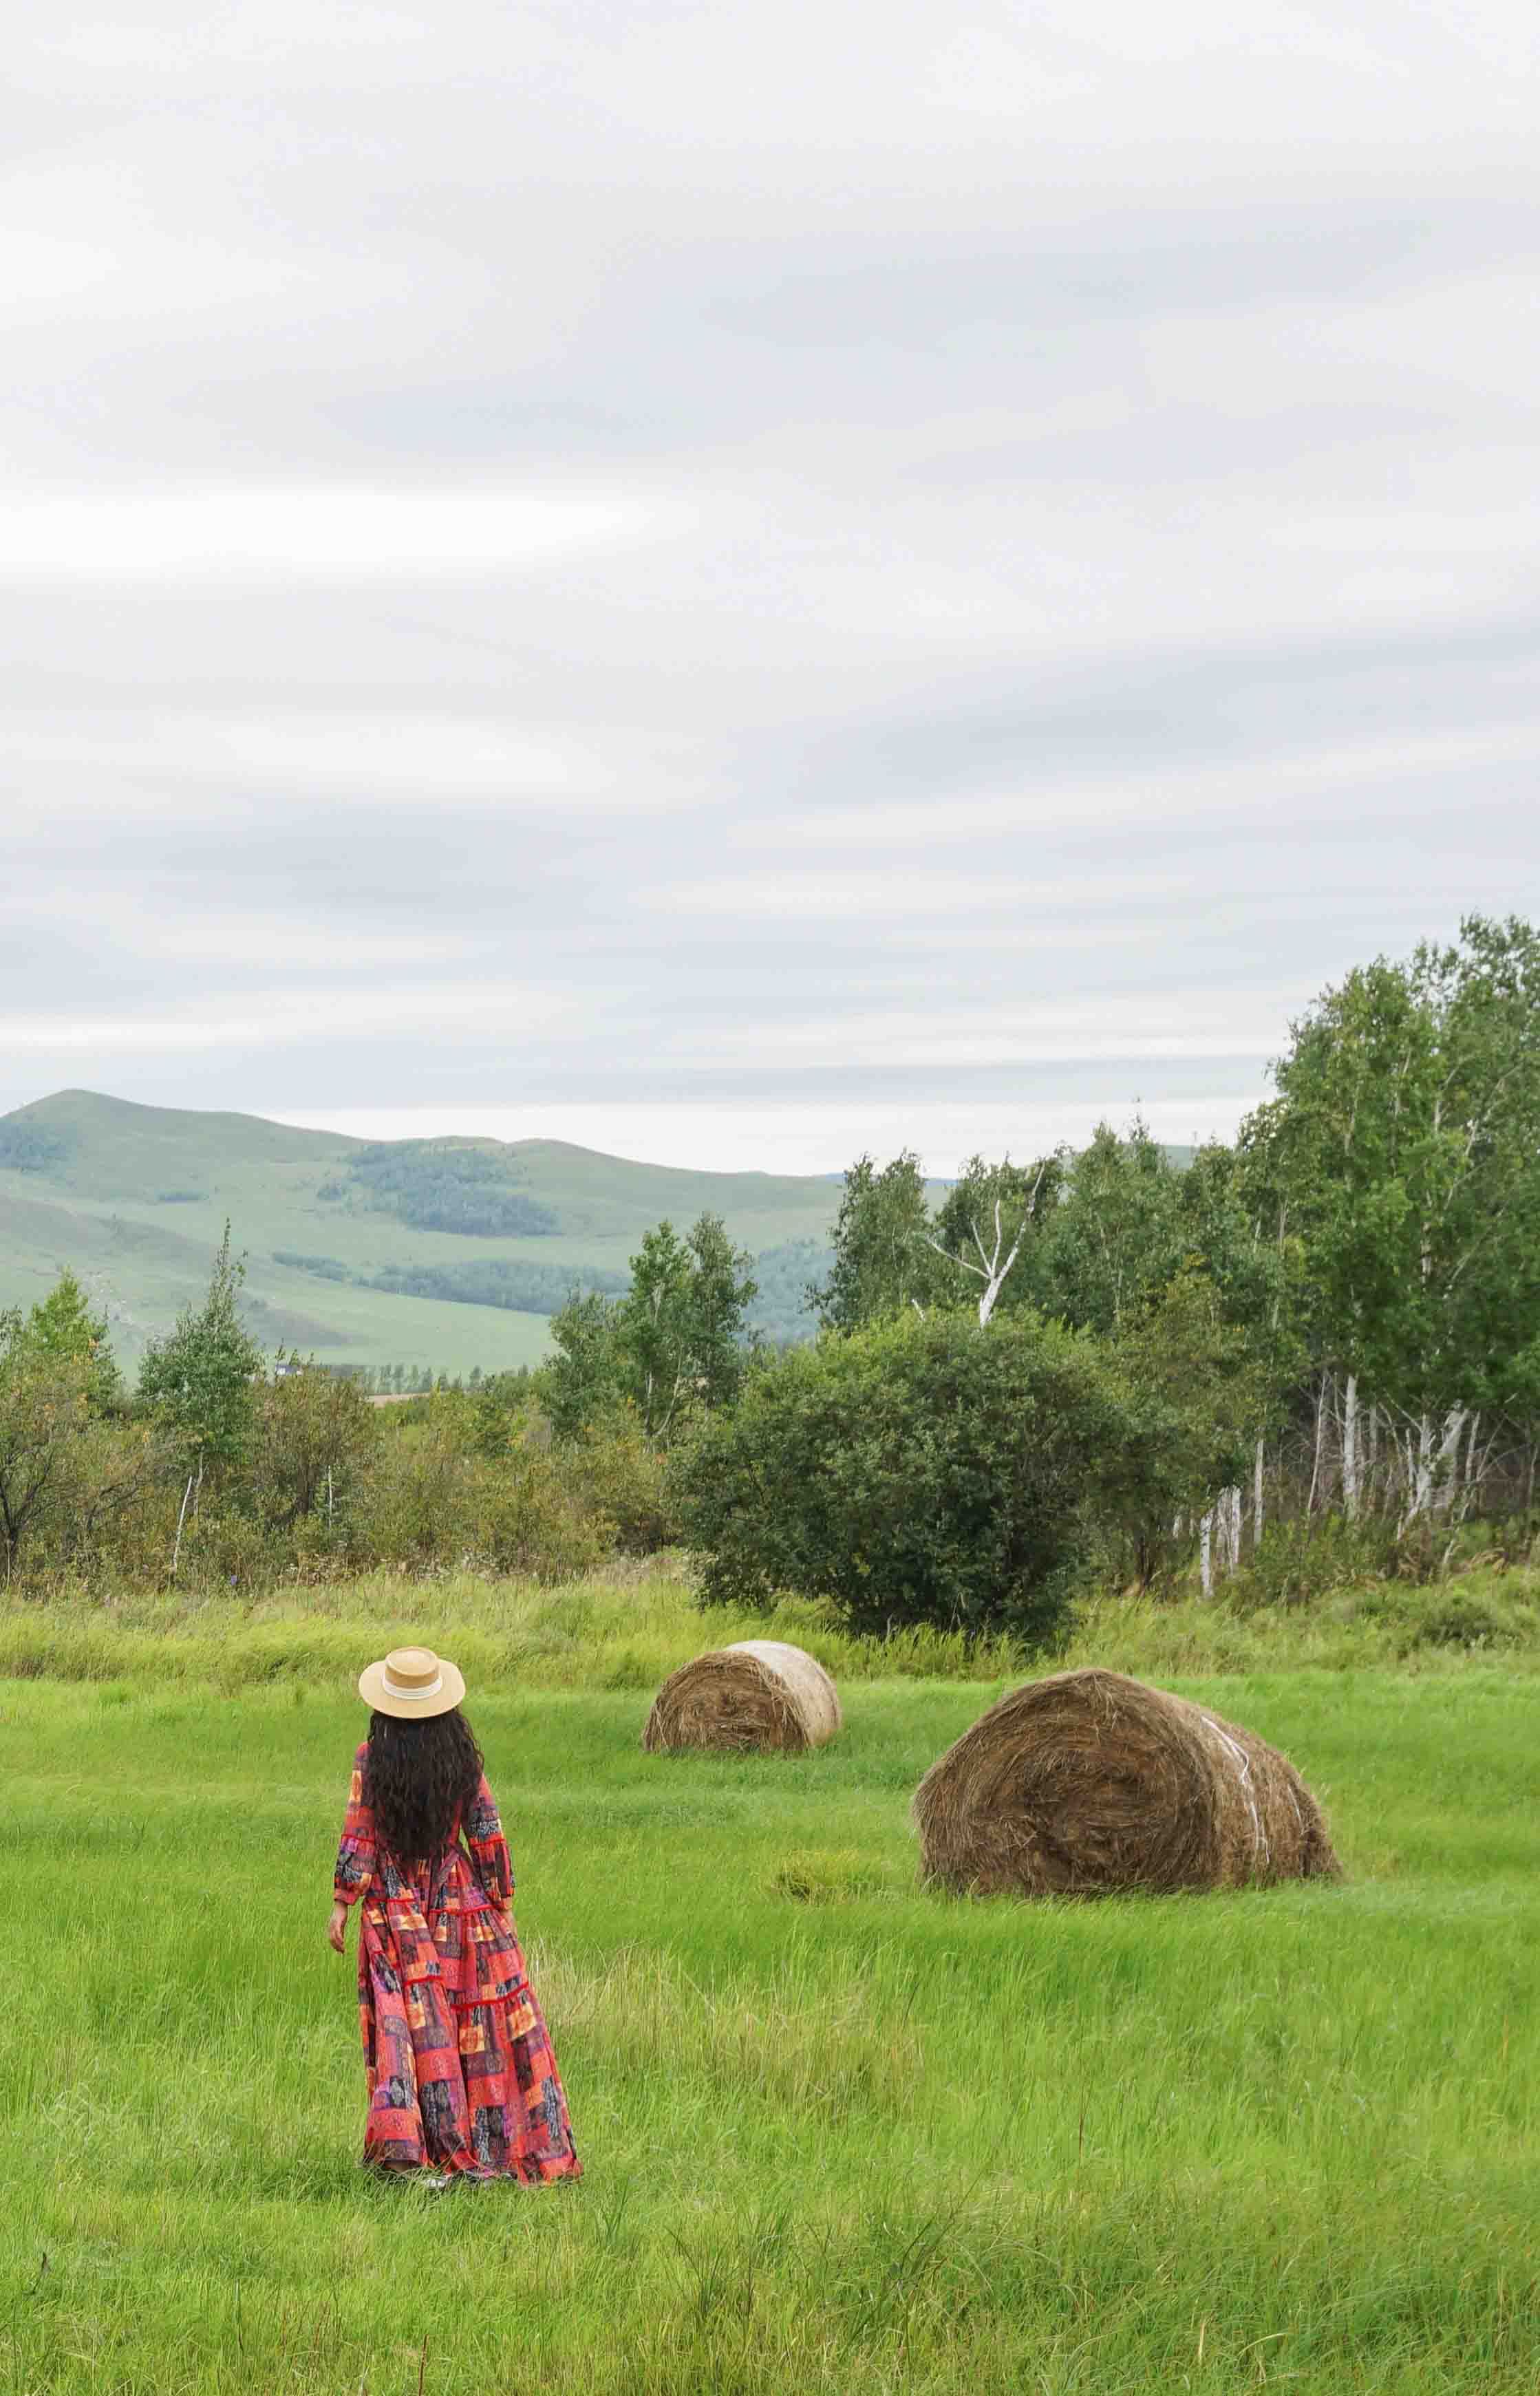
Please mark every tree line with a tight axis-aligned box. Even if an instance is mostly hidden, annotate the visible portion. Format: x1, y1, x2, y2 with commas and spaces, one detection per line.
3, 917, 1536, 1635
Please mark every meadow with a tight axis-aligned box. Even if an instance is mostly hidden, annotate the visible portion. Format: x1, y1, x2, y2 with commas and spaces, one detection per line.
3, 1568, 1538, 2394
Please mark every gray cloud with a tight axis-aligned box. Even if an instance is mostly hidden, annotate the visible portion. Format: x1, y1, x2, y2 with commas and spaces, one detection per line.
3, 1, 1539, 1171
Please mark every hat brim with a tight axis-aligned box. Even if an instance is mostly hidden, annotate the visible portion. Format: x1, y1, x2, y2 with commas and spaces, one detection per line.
358, 1656, 467, 1719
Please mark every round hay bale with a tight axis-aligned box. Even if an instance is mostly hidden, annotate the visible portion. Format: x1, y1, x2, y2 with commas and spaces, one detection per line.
643, 1640, 842, 1755
912, 1667, 1338, 1896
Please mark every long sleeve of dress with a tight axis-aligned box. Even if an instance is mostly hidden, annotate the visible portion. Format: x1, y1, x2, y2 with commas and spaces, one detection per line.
464, 1773, 513, 1910
333, 1743, 376, 1907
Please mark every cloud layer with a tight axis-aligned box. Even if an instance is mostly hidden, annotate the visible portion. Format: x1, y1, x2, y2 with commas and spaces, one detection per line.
6, 1, 1539, 1174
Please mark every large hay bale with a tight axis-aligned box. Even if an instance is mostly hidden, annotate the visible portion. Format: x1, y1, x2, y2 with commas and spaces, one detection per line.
643, 1640, 842, 1755
912, 1667, 1338, 1896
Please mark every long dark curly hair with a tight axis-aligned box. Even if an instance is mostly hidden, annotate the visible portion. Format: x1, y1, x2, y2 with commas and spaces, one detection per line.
363, 1707, 483, 1863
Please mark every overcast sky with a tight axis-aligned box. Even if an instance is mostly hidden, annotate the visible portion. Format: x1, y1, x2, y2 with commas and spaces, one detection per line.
5, 1, 1539, 1176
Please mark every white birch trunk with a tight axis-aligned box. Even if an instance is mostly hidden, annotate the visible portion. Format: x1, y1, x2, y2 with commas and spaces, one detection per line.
1342, 1373, 1360, 1521
1409, 1408, 1469, 1521
1210, 1484, 1241, 1576
1462, 1411, 1482, 1519
1432, 1407, 1469, 1515
1307, 1374, 1329, 1515
1252, 1436, 1265, 1553
171, 1471, 195, 1581
1199, 1509, 1213, 1599
1367, 1404, 1379, 1513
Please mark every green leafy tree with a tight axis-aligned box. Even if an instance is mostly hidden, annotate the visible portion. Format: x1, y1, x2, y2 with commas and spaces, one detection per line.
809, 1153, 944, 1331
677, 1307, 1122, 1643
0, 1307, 92, 1574
1098, 1270, 1272, 1589
680, 1212, 758, 1411
928, 1151, 1064, 1323
21, 1269, 121, 1413
544, 1214, 759, 1443
542, 1290, 627, 1442
248, 1358, 381, 1533
617, 1220, 696, 1437
470, 1366, 539, 1459
1245, 915, 1540, 1517
1040, 1119, 1186, 1335
137, 1223, 264, 1484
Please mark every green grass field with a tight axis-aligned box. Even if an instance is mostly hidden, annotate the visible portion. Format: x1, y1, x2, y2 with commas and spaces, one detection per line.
4, 1575, 1537, 2393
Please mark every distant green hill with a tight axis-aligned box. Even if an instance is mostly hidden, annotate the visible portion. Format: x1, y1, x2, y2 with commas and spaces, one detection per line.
0, 1091, 849, 1377
0, 1091, 1199, 1378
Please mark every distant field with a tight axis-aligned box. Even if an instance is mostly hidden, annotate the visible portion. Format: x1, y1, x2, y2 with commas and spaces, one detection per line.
3, 1574, 1537, 2393
0, 1089, 853, 1375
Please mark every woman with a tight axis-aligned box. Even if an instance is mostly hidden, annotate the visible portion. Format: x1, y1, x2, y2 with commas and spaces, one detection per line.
328, 1644, 581, 2185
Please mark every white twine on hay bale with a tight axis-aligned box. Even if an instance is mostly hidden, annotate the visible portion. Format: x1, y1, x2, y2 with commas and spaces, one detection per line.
642, 1640, 842, 1754
912, 1667, 1340, 1896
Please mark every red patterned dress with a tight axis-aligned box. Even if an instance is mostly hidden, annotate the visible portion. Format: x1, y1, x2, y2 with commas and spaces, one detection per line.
333, 1744, 581, 2183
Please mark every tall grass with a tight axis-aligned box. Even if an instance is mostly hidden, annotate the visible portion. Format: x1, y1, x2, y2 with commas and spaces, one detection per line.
3, 1660, 1537, 2392
4, 1551, 1539, 1698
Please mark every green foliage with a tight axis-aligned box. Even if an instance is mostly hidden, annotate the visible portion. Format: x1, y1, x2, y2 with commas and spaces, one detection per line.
0, 1120, 69, 1174
928, 1149, 1063, 1318
543, 1212, 759, 1444
271, 1249, 351, 1282
613, 1218, 695, 1436
16, 1267, 121, 1413
745, 1238, 828, 1345
1098, 1270, 1270, 1589
247, 1360, 381, 1534
469, 1365, 540, 1457
137, 1223, 265, 1479
678, 1307, 1120, 1643
0, 1272, 137, 1573
362, 1257, 626, 1313
569, 1412, 681, 1553
344, 1141, 559, 1236
1040, 1116, 1186, 1334
1245, 914, 1540, 1422
0, 1310, 91, 1573
809, 1151, 943, 1331
542, 1288, 628, 1442
345, 1395, 610, 1581
674, 1211, 759, 1413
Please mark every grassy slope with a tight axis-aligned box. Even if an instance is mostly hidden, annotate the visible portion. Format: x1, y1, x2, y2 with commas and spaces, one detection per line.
0, 1090, 849, 1376
3, 1573, 1537, 2393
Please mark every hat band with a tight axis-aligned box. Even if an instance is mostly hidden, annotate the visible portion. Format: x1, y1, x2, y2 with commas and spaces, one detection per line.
382, 1667, 443, 1702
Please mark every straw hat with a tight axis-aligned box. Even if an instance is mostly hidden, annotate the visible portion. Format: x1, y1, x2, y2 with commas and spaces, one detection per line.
358, 1644, 466, 1720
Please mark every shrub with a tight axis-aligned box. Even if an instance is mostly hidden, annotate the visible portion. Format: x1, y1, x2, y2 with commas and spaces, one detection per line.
1229, 1514, 1398, 1607
572, 1411, 681, 1554
675, 1307, 1120, 1645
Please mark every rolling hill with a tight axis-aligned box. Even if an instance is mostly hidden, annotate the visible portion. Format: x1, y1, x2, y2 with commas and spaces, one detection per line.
0, 1091, 849, 1378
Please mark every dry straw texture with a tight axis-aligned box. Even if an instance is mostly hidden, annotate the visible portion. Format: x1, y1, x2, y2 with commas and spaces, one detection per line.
643, 1639, 842, 1754
912, 1667, 1340, 1896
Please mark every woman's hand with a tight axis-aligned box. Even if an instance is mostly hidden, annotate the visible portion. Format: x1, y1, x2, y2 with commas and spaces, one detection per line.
328, 1900, 349, 1955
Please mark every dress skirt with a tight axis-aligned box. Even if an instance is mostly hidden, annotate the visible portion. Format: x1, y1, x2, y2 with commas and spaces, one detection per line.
336, 1748, 581, 2184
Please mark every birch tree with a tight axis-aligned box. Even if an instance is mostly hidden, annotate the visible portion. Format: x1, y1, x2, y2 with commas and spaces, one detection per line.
1247, 915, 1540, 1522
926, 1151, 1062, 1325
138, 1223, 264, 1487
809, 1153, 943, 1331
1040, 1119, 1185, 1336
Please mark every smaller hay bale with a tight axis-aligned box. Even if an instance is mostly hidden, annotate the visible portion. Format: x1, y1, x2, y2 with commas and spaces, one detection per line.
912, 1667, 1339, 1896
643, 1640, 842, 1755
